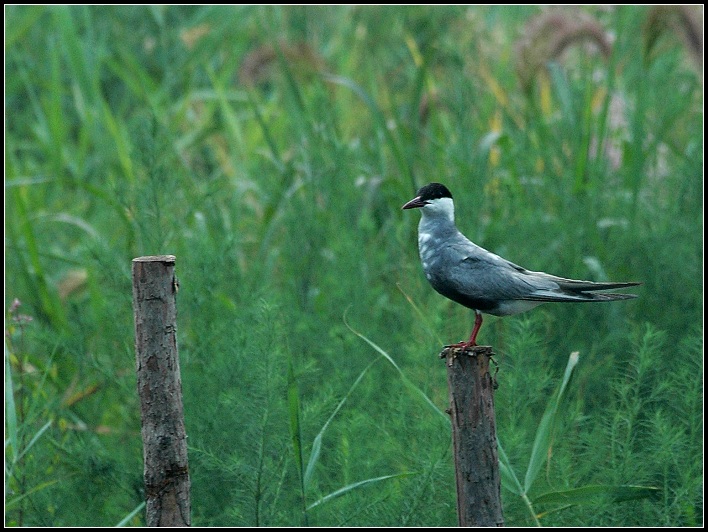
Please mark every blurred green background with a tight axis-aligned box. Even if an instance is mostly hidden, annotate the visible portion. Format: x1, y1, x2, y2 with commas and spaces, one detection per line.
5, 5, 702, 526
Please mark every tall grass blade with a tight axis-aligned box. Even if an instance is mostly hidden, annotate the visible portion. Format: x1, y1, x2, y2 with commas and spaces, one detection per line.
5, 6, 45, 49
499, 441, 542, 526
100, 100, 135, 184
46, 34, 67, 179
395, 283, 443, 345
244, 88, 285, 171
286, 358, 308, 526
53, 7, 97, 105
4, 478, 61, 510
106, 48, 159, 102
497, 441, 522, 496
13, 420, 52, 466
7, 187, 66, 329
344, 311, 447, 421
524, 351, 579, 493
533, 484, 660, 507
275, 45, 308, 119
115, 501, 146, 527
5, 344, 18, 463
304, 358, 379, 489
206, 65, 248, 165
323, 73, 414, 190
307, 472, 415, 511
548, 62, 574, 127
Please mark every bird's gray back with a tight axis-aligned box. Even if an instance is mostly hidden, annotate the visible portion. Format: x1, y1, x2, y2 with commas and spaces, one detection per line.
418, 219, 551, 311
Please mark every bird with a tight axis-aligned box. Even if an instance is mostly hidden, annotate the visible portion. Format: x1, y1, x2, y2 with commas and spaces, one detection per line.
402, 182, 639, 349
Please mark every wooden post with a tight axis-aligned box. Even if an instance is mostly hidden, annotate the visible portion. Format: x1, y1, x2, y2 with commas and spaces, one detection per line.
440, 345, 503, 527
132, 255, 190, 527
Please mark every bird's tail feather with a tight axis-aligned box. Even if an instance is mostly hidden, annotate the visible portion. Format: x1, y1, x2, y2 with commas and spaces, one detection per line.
550, 278, 641, 292
579, 292, 639, 301
523, 291, 639, 303
531, 269, 642, 291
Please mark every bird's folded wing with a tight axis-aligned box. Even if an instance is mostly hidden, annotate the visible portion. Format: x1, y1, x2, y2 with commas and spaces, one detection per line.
451, 251, 638, 303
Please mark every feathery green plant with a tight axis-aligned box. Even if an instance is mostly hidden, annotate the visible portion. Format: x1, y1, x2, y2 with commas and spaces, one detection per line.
5, 5, 701, 526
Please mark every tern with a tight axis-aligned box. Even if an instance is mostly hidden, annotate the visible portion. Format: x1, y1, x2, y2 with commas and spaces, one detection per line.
402, 182, 639, 348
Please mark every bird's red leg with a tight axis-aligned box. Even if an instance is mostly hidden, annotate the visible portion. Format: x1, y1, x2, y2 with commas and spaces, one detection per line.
445, 310, 483, 349
466, 310, 483, 347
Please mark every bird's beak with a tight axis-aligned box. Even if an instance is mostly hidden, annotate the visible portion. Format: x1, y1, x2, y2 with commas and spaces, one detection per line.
402, 195, 426, 210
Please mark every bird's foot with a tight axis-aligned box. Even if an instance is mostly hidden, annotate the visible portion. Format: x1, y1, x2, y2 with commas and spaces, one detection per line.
444, 340, 477, 351
441, 342, 494, 357
439, 343, 495, 369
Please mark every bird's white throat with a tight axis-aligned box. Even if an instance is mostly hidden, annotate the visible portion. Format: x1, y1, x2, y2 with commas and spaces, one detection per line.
420, 197, 455, 223
417, 197, 456, 256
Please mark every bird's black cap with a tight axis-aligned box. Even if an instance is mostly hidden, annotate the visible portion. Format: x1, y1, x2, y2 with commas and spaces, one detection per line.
416, 182, 453, 201
402, 182, 453, 210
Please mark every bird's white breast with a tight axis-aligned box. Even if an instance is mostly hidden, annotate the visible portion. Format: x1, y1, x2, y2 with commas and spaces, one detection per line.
418, 229, 440, 277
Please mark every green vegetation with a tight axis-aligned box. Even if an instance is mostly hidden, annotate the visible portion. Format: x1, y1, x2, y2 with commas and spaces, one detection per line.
5, 6, 702, 526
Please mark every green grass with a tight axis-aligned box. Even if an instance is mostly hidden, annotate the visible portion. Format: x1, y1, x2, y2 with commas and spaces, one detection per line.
5, 5, 702, 527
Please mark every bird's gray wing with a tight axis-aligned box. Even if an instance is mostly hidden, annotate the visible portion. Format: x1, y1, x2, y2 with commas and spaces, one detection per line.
442, 241, 557, 301
446, 241, 638, 303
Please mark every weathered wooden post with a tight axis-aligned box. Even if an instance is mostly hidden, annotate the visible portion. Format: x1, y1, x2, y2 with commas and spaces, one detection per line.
440, 345, 504, 527
132, 255, 190, 527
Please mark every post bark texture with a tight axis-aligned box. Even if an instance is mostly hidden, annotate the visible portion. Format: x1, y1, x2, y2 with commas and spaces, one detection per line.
132, 255, 190, 527
442, 346, 504, 527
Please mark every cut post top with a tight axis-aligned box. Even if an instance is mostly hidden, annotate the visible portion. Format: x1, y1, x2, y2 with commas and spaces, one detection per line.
132, 255, 176, 263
